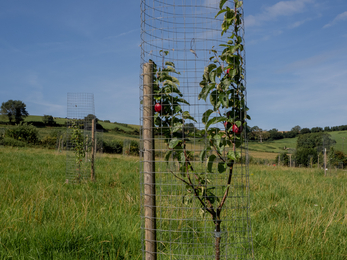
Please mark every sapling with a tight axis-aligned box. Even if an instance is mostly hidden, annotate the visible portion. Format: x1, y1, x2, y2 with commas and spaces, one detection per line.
198, 0, 250, 257
70, 121, 86, 181
153, 1, 249, 258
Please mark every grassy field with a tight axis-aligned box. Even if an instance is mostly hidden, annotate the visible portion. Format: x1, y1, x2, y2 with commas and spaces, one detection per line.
0, 146, 346, 259
248, 130, 347, 155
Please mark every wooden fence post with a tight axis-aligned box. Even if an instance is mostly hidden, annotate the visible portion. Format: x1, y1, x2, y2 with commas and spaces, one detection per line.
143, 61, 156, 260
324, 148, 327, 176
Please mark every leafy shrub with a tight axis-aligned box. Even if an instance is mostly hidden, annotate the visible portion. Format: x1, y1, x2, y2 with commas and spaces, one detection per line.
129, 140, 139, 156
41, 135, 58, 148
0, 137, 26, 147
42, 115, 56, 126
103, 140, 123, 154
5, 123, 39, 144
275, 152, 290, 166
104, 120, 111, 123
295, 148, 317, 167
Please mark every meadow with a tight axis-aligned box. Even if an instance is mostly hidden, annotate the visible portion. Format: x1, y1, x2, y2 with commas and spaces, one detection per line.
0, 146, 346, 259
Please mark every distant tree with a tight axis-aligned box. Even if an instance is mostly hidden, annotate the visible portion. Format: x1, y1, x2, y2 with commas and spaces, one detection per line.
295, 132, 336, 166
324, 126, 331, 132
248, 126, 262, 141
84, 114, 98, 123
1, 100, 29, 124
42, 115, 56, 126
291, 125, 301, 135
283, 131, 296, 138
268, 128, 284, 140
329, 147, 347, 167
183, 122, 196, 133
311, 127, 323, 133
261, 131, 271, 141
300, 128, 311, 134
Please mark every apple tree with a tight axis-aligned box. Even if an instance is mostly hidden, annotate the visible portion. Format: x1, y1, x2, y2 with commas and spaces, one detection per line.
152, 0, 249, 258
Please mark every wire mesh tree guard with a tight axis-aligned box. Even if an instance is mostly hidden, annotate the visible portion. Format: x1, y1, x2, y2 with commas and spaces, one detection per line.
66, 93, 97, 182
140, 0, 253, 259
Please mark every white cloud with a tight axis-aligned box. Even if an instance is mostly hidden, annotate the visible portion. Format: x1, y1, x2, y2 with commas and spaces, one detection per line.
323, 11, 347, 28
288, 17, 312, 28
245, 0, 314, 27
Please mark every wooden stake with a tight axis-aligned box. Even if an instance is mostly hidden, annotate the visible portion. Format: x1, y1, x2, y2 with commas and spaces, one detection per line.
143, 61, 156, 260
91, 118, 95, 181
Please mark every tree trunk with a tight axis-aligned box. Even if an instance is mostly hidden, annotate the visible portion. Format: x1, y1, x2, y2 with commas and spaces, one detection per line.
215, 220, 222, 260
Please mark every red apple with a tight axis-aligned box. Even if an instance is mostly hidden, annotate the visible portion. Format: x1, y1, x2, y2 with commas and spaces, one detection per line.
154, 103, 162, 113
232, 124, 240, 134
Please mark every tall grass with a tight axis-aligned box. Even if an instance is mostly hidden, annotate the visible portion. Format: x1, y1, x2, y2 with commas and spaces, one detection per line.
0, 147, 141, 259
250, 165, 347, 259
0, 147, 346, 259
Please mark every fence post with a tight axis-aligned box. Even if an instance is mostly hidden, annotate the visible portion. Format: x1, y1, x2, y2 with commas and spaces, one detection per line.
324, 148, 327, 176
91, 118, 95, 181
143, 61, 156, 260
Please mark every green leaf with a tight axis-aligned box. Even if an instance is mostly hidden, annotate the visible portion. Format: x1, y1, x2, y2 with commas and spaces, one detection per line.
163, 80, 178, 89
171, 76, 180, 85
209, 90, 218, 108
215, 9, 227, 18
179, 151, 185, 164
172, 123, 183, 133
165, 61, 175, 68
164, 150, 172, 162
199, 147, 211, 162
206, 116, 226, 130
169, 138, 182, 149
198, 83, 215, 101
173, 104, 182, 114
202, 109, 214, 125
199, 149, 206, 163
218, 162, 227, 173
208, 63, 217, 72
236, 0, 243, 8
227, 150, 236, 161
220, 0, 227, 9
162, 66, 178, 74
207, 154, 217, 173
182, 111, 197, 122
177, 98, 190, 105
209, 70, 216, 83
219, 92, 229, 108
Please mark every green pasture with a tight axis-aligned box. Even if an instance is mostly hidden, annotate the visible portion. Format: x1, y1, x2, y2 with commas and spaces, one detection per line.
248, 138, 297, 154
248, 130, 347, 154
0, 146, 346, 259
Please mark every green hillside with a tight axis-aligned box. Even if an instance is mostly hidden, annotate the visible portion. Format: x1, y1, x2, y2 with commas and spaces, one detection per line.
248, 131, 347, 154
1, 114, 347, 156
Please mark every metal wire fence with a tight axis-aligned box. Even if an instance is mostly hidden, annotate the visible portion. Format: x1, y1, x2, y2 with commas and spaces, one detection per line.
140, 0, 253, 259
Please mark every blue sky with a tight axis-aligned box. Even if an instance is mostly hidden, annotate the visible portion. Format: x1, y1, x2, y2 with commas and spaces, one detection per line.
0, 0, 346, 131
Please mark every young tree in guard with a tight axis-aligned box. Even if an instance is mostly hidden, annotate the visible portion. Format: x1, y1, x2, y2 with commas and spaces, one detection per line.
70, 121, 86, 182
198, 1, 250, 257
153, 0, 250, 258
